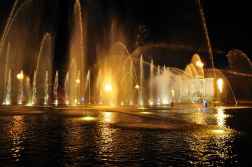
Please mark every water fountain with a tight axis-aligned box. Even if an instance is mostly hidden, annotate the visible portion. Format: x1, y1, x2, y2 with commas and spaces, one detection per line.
31, 33, 53, 106
2, 70, 12, 105
66, 0, 87, 106
0, 0, 250, 109
139, 55, 144, 106
149, 59, 154, 105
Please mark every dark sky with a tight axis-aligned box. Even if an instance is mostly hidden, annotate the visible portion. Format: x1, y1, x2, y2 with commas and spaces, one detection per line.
0, 0, 251, 69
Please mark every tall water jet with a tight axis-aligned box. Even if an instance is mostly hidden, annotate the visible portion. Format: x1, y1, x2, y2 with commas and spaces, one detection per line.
157, 65, 161, 76
31, 71, 37, 105
25, 77, 32, 105
74, 71, 81, 105
149, 59, 154, 105
0, 0, 19, 57
96, 41, 134, 106
64, 72, 70, 105
44, 71, 49, 105
2, 43, 11, 103
53, 71, 59, 106
68, 0, 87, 105
139, 55, 144, 106
31, 33, 53, 105
197, 0, 215, 73
17, 70, 24, 105
3, 70, 12, 105
84, 70, 91, 104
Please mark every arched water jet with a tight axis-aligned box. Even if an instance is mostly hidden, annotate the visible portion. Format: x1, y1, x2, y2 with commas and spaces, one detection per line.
67, 0, 87, 105
0, 0, 33, 57
196, 0, 215, 72
53, 71, 59, 106
31, 33, 53, 106
0, 0, 19, 57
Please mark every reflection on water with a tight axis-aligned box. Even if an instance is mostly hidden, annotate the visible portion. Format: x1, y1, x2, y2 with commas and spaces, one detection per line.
8, 116, 26, 162
80, 115, 97, 122
0, 108, 249, 166
216, 107, 227, 128
100, 112, 115, 124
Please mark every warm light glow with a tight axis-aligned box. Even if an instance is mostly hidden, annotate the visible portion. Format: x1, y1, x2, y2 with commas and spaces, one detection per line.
217, 78, 224, 93
74, 98, 79, 105
104, 83, 112, 92
75, 79, 80, 84
17, 71, 24, 80
162, 97, 169, 105
171, 89, 175, 97
211, 129, 225, 134
102, 112, 114, 123
54, 99, 58, 106
148, 99, 154, 106
135, 84, 140, 89
18, 100, 23, 105
196, 60, 204, 68
81, 115, 96, 122
3, 100, 11, 105
26, 102, 33, 107
139, 100, 144, 106
216, 107, 227, 128
65, 100, 70, 105
120, 101, 124, 106
140, 111, 152, 115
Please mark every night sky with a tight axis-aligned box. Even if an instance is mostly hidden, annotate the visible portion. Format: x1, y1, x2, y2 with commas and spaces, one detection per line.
0, 0, 251, 69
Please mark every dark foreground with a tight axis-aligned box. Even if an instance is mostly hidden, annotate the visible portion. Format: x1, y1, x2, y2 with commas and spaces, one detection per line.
0, 106, 252, 167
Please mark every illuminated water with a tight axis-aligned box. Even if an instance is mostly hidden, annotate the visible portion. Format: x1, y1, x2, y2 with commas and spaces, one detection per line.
0, 107, 251, 166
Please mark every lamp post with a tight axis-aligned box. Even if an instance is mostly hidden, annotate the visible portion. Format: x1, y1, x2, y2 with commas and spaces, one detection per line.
17, 70, 24, 105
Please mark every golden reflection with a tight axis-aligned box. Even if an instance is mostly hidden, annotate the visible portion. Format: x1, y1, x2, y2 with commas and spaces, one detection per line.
101, 112, 115, 124
211, 129, 226, 135
216, 107, 227, 128
188, 128, 235, 164
80, 115, 97, 122
191, 111, 207, 125
140, 111, 152, 115
98, 124, 114, 154
8, 116, 26, 162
